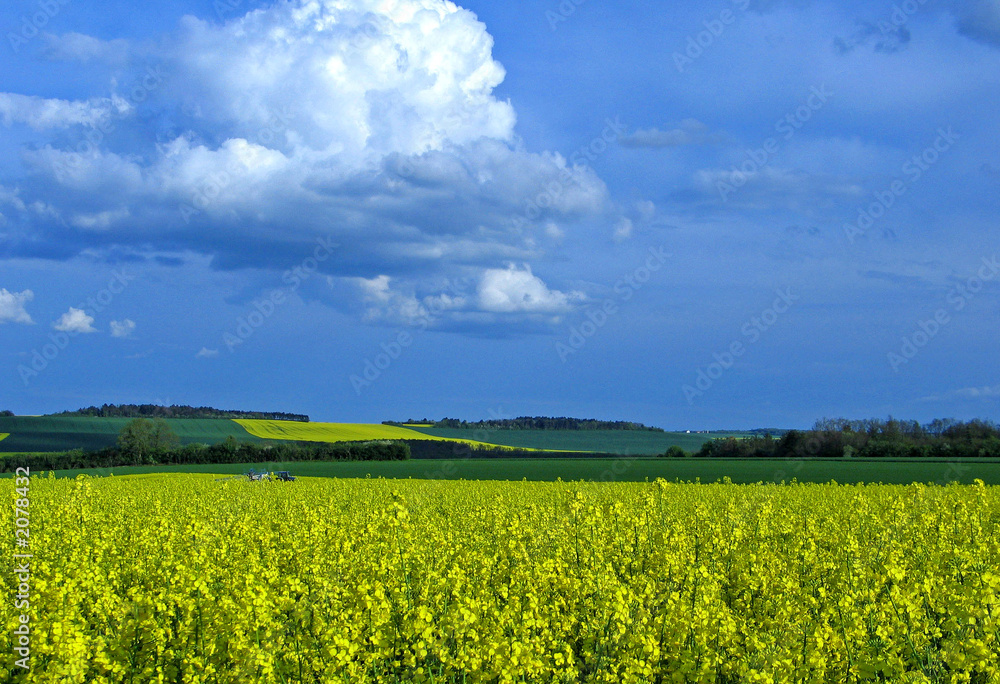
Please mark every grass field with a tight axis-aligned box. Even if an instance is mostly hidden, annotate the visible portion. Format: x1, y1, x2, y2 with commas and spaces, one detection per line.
0, 416, 264, 453
1, 416, 752, 456
404, 427, 750, 454
18, 457, 1000, 484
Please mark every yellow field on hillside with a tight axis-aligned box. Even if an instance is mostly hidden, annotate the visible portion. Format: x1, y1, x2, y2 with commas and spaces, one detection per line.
0, 433, 8, 442
233, 420, 507, 448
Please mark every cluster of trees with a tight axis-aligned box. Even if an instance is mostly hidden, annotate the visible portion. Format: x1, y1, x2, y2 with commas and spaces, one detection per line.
0, 410, 13, 417
0, 418, 407, 472
53, 404, 310, 422
390, 416, 664, 431
811, 417, 998, 439
687, 418, 1000, 459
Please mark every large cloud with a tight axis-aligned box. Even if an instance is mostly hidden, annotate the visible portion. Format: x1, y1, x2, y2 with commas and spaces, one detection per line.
0, 0, 609, 294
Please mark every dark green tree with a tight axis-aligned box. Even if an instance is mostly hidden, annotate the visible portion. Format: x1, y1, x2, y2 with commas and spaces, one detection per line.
117, 418, 179, 463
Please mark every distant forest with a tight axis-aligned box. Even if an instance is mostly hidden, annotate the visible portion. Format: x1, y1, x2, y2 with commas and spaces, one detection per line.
697, 417, 1000, 459
0, 439, 406, 473
385, 416, 665, 432
52, 404, 310, 422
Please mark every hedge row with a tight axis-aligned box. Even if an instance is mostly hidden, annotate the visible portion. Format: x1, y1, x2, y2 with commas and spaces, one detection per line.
0, 439, 409, 472
697, 432, 1000, 459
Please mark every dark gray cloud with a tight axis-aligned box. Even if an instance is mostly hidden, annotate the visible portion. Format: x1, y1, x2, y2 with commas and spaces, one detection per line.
955, 0, 1000, 46
833, 21, 911, 54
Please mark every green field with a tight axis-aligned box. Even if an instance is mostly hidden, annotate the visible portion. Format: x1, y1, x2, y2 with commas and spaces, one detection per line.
404, 427, 748, 454
16, 458, 999, 484
0, 416, 749, 455
0, 416, 264, 453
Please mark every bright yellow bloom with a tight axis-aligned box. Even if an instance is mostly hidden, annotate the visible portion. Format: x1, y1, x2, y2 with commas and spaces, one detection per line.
1, 475, 997, 683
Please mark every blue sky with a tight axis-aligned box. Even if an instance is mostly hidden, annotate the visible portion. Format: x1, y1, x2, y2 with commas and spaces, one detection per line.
1, 0, 998, 428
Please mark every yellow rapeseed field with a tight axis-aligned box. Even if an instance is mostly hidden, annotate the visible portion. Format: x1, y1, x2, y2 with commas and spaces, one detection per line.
236, 420, 487, 446
2, 475, 998, 683
0, 433, 8, 443
234, 420, 541, 451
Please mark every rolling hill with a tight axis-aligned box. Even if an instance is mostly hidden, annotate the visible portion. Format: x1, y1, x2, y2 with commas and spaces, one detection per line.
0, 415, 750, 455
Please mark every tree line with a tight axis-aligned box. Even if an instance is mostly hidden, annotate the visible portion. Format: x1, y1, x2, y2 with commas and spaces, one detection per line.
51, 404, 310, 422
386, 416, 665, 431
0, 418, 405, 472
689, 417, 1000, 459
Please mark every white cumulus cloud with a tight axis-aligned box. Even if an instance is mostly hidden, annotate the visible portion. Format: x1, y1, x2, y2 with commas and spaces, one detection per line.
1, 0, 611, 287
954, 384, 1000, 399
53, 307, 97, 333
0, 93, 130, 130
477, 264, 584, 314
348, 264, 582, 328
354, 275, 468, 325
0, 288, 34, 324
41, 32, 131, 63
110, 319, 136, 338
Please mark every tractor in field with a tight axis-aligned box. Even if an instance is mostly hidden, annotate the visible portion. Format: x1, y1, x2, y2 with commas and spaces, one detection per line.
214, 469, 295, 482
